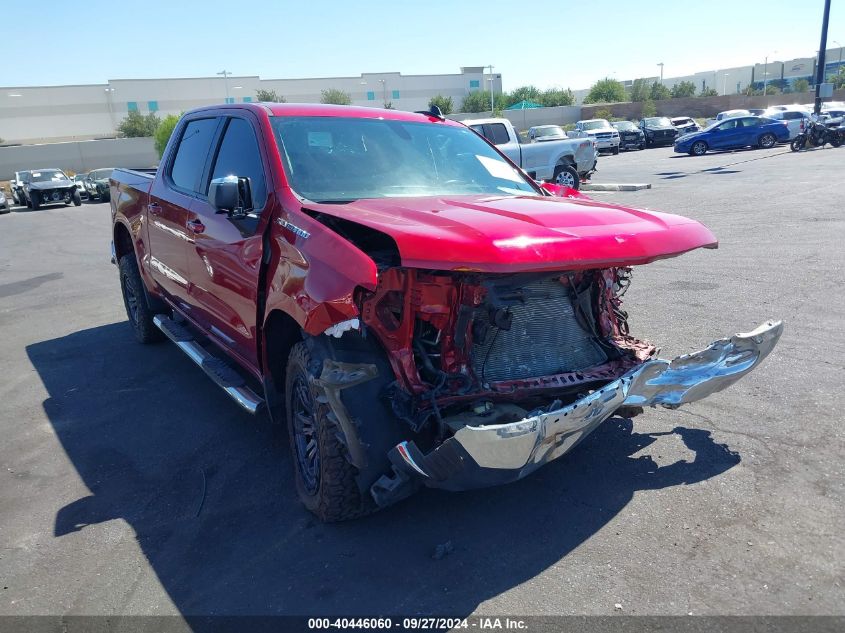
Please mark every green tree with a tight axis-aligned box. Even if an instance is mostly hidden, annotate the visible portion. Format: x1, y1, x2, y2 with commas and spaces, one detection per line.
700, 87, 719, 97
117, 111, 160, 137
506, 85, 542, 106
428, 95, 453, 114
641, 100, 657, 117
650, 81, 671, 100
320, 88, 352, 105
628, 78, 651, 102
670, 81, 696, 98
743, 85, 761, 96
790, 79, 809, 92
583, 78, 627, 104
831, 68, 845, 89
460, 90, 506, 113
764, 85, 781, 96
154, 114, 181, 159
539, 87, 575, 107
255, 88, 286, 103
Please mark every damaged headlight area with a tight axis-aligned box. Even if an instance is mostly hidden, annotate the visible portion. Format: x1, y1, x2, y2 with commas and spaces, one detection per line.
315, 265, 782, 509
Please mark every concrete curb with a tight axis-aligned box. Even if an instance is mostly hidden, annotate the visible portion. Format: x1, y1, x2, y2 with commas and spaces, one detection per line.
581, 183, 652, 191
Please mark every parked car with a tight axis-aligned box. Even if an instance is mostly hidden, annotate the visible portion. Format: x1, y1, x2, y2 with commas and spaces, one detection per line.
638, 116, 679, 147
527, 125, 567, 142
571, 119, 620, 154
73, 173, 89, 200
674, 116, 789, 155
463, 117, 597, 188
670, 116, 700, 137
9, 170, 30, 206
111, 103, 781, 522
611, 120, 645, 150
821, 108, 845, 127
761, 108, 810, 140
748, 109, 766, 116
20, 169, 82, 209
705, 109, 751, 127
0, 189, 8, 213
84, 168, 115, 202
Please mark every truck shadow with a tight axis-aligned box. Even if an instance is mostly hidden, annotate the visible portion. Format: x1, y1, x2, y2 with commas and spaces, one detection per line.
27, 322, 740, 620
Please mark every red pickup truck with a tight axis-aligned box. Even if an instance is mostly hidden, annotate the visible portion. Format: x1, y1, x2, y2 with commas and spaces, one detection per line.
110, 103, 782, 521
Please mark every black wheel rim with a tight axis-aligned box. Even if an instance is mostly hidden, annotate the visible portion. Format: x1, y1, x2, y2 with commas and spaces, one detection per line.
292, 373, 320, 494
122, 272, 139, 324
761, 135, 774, 148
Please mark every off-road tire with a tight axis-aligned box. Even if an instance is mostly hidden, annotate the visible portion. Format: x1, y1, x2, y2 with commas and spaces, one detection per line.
118, 253, 165, 344
285, 341, 373, 522
552, 164, 580, 190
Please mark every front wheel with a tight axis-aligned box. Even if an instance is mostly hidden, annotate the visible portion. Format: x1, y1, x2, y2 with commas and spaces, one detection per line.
553, 164, 580, 190
758, 133, 776, 149
790, 136, 806, 152
30, 192, 40, 210
72, 190, 82, 206
118, 253, 165, 344
612, 146, 619, 155
285, 342, 372, 522
689, 140, 708, 156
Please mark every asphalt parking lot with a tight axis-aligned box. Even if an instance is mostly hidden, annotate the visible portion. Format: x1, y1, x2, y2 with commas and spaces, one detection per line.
1, 145, 843, 619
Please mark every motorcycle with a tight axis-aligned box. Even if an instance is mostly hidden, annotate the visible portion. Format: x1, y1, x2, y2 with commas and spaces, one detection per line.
790, 117, 844, 151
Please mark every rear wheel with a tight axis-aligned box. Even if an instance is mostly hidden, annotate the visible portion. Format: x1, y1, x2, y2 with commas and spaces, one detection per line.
553, 164, 580, 190
285, 342, 373, 522
758, 133, 776, 149
118, 253, 165, 344
830, 133, 843, 148
690, 140, 708, 156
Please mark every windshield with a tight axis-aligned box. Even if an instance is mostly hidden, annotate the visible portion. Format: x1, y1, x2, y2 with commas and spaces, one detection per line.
30, 169, 67, 182
644, 117, 672, 127
672, 118, 692, 125
271, 116, 539, 202
90, 169, 113, 180
74, 174, 86, 181
582, 120, 609, 130
533, 126, 564, 137
612, 121, 636, 131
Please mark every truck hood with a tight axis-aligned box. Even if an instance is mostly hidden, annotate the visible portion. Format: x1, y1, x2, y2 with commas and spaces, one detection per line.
303, 194, 717, 272
28, 181, 74, 190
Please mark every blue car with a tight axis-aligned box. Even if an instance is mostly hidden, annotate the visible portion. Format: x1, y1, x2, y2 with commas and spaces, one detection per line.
674, 116, 790, 156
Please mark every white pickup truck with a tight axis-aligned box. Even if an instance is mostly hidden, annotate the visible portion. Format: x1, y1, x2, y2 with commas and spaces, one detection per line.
462, 118, 597, 189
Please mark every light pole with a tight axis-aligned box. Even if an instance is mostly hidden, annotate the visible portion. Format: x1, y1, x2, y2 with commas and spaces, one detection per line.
379, 79, 387, 106
217, 70, 231, 102
487, 64, 495, 112
762, 51, 777, 97
723, 73, 729, 95
657, 62, 664, 84
835, 40, 843, 69
104, 87, 116, 133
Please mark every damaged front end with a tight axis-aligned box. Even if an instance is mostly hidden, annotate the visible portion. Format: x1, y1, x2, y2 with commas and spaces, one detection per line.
317, 265, 782, 508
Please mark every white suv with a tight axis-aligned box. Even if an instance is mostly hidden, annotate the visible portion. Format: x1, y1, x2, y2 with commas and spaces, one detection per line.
762, 108, 810, 140
571, 119, 621, 154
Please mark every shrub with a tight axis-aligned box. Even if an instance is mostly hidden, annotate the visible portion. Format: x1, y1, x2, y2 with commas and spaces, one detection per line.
428, 95, 453, 114
700, 87, 719, 97
628, 78, 650, 102
539, 87, 575, 107
792, 78, 810, 93
641, 100, 657, 117
593, 108, 614, 120
583, 78, 627, 104
649, 82, 671, 100
670, 81, 696, 98
154, 114, 181, 159
117, 111, 160, 137
256, 88, 285, 103
460, 90, 506, 113
320, 89, 351, 105
506, 85, 542, 106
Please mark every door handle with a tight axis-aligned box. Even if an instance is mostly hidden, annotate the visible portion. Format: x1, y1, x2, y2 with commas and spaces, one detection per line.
187, 218, 206, 234
148, 202, 163, 215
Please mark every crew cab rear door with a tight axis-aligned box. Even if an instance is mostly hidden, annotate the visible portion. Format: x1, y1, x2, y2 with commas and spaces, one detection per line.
183, 112, 272, 375
147, 116, 220, 304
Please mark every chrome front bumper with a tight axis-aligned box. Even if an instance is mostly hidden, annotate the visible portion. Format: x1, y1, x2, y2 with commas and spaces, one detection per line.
389, 321, 783, 491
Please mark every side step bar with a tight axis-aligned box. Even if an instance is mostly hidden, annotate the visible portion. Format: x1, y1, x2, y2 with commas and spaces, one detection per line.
153, 315, 265, 415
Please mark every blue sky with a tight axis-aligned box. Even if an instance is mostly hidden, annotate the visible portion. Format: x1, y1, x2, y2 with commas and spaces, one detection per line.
6, 0, 843, 90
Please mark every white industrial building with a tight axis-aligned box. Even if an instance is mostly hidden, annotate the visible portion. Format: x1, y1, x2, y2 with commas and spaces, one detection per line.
0, 67, 502, 144
572, 46, 845, 103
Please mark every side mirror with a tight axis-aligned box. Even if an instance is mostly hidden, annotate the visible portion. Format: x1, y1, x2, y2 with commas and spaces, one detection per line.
208, 176, 252, 218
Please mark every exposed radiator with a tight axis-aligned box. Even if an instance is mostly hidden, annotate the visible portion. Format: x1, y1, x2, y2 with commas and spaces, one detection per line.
471, 277, 608, 382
